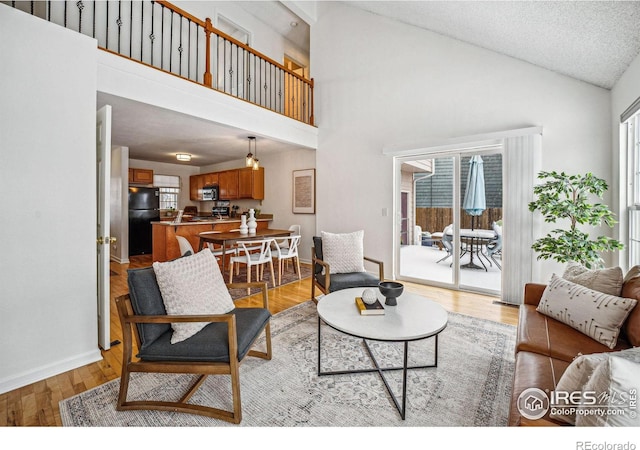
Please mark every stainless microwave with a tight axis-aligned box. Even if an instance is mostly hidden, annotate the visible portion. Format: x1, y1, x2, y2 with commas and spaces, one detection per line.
202, 185, 219, 201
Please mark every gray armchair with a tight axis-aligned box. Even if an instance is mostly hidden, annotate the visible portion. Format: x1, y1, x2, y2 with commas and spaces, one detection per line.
115, 266, 272, 424
311, 235, 384, 302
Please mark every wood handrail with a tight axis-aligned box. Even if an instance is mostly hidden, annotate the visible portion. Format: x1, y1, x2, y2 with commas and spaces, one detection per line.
157, 0, 311, 86
9, 0, 315, 125
155, 0, 206, 27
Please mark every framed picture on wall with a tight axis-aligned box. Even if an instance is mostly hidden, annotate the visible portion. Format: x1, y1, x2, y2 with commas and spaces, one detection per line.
293, 169, 315, 214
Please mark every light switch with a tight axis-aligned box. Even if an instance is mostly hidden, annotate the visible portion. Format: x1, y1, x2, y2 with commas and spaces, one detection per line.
382, 208, 388, 217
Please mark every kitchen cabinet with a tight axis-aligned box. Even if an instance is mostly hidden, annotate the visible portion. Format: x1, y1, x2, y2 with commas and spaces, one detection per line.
238, 167, 264, 199
189, 174, 204, 201
203, 172, 219, 186
218, 170, 239, 199
189, 167, 264, 201
129, 168, 154, 184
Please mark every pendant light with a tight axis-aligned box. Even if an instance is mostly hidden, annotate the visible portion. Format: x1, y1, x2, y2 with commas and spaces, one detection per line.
252, 137, 259, 170
245, 136, 255, 167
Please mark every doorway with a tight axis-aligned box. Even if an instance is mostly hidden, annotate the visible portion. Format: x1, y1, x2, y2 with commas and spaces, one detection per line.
283, 55, 308, 121
397, 149, 503, 296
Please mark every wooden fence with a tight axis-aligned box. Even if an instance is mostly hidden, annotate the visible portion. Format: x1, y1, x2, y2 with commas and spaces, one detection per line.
416, 207, 503, 234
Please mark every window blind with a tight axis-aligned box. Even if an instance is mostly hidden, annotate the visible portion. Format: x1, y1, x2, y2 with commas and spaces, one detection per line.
153, 174, 180, 188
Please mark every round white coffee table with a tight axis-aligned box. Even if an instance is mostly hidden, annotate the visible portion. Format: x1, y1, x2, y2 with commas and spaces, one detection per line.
316, 287, 448, 419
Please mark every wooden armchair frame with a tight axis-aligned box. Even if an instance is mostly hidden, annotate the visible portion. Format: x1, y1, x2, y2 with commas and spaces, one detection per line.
311, 244, 384, 302
115, 281, 272, 424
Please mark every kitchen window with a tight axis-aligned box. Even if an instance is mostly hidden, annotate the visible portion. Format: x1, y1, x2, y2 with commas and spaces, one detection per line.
154, 174, 180, 210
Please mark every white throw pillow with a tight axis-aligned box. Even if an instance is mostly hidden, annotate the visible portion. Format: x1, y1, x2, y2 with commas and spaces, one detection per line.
321, 230, 365, 274
537, 274, 637, 349
562, 262, 623, 296
550, 347, 640, 425
575, 355, 640, 426
152, 249, 235, 344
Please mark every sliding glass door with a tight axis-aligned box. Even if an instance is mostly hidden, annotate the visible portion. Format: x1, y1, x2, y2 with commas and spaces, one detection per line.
397, 150, 503, 296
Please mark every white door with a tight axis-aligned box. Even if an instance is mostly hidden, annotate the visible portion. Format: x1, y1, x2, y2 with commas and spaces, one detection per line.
96, 105, 112, 350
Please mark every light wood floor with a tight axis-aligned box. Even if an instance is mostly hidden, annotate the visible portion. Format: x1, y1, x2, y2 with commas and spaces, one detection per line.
0, 255, 519, 426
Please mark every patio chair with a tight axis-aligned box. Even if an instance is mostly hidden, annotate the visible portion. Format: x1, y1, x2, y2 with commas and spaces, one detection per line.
115, 251, 272, 424
486, 222, 502, 269
436, 224, 454, 264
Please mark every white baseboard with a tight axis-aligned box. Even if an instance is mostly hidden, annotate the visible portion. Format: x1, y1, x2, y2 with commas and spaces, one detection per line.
0, 349, 103, 394
110, 255, 130, 264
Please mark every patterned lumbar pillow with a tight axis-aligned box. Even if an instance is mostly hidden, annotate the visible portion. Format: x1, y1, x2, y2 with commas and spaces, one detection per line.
152, 248, 235, 344
537, 274, 637, 349
550, 347, 640, 425
575, 355, 640, 427
562, 262, 623, 296
321, 230, 365, 274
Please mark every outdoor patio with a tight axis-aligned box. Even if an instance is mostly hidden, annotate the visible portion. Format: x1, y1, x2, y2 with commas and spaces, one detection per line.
399, 244, 502, 293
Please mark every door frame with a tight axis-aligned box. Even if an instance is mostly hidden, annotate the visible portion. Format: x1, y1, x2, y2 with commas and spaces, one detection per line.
392, 145, 503, 296
96, 105, 112, 350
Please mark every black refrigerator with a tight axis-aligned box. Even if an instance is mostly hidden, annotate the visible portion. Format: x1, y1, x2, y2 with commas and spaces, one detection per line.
129, 187, 160, 256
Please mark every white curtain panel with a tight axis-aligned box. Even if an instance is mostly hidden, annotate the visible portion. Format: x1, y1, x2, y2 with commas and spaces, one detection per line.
501, 133, 542, 304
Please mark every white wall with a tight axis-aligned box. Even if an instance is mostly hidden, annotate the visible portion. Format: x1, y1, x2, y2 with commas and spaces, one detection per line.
175, 1, 310, 69
611, 52, 640, 271
0, 5, 102, 393
311, 3, 612, 287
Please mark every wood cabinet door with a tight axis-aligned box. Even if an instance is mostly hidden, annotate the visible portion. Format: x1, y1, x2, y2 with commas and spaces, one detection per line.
238, 168, 253, 198
203, 172, 219, 186
132, 168, 153, 184
189, 174, 204, 201
238, 167, 264, 199
219, 170, 238, 199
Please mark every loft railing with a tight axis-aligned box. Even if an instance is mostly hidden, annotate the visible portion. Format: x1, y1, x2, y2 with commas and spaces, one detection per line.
7, 0, 314, 125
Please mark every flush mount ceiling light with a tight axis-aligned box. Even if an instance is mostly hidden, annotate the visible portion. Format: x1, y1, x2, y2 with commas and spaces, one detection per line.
246, 136, 256, 167
176, 153, 191, 162
290, 21, 298, 27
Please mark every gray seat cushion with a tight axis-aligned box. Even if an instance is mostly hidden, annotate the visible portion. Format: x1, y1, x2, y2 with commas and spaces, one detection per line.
315, 271, 380, 292
137, 307, 271, 362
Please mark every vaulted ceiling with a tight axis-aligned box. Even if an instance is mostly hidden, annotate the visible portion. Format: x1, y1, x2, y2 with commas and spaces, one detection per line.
109, 1, 640, 166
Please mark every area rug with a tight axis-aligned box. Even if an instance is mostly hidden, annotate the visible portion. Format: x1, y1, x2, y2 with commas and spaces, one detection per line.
59, 301, 516, 427
227, 262, 312, 300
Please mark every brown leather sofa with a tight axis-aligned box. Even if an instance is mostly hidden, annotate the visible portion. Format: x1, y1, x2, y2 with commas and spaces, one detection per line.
509, 279, 640, 426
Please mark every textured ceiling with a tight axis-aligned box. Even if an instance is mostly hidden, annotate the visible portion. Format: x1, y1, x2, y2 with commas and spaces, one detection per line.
105, 1, 640, 167
345, 1, 640, 89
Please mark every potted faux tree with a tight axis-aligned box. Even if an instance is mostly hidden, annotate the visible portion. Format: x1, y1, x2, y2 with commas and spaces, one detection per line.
528, 171, 623, 269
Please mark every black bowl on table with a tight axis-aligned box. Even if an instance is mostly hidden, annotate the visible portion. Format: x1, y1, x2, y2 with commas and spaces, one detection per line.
378, 281, 404, 306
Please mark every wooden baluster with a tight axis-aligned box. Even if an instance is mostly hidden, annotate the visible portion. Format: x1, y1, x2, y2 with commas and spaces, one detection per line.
204, 18, 213, 87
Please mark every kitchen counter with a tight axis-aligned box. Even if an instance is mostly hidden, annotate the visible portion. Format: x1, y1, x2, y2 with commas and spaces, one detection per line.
159, 218, 272, 225
152, 217, 272, 262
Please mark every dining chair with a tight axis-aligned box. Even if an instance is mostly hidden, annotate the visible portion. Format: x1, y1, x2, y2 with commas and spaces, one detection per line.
176, 235, 195, 257
201, 231, 238, 260
177, 235, 230, 262
229, 239, 276, 294
272, 235, 301, 285
272, 224, 301, 269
